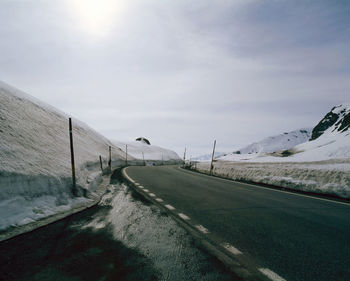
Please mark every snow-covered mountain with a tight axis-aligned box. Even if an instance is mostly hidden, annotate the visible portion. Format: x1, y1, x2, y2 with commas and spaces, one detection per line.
195, 104, 350, 199
310, 103, 350, 140
218, 128, 312, 161
238, 129, 312, 154
287, 103, 350, 161
219, 103, 350, 163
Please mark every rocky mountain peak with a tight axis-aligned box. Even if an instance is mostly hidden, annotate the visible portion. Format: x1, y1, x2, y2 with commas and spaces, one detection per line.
310, 104, 350, 140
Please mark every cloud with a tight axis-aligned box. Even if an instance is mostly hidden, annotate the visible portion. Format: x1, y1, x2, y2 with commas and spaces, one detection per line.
1, 0, 350, 156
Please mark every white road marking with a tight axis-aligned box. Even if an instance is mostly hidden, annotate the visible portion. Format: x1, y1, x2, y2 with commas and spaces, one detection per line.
165, 204, 175, 210
138, 185, 144, 189
178, 213, 190, 221
155, 198, 164, 202
122, 168, 135, 183
144, 189, 149, 192
149, 193, 156, 197
259, 268, 286, 281
221, 243, 242, 255
195, 224, 210, 234
178, 167, 350, 206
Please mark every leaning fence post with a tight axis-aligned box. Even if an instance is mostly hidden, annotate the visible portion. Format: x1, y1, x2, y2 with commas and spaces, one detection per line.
69, 118, 76, 193
99, 155, 103, 172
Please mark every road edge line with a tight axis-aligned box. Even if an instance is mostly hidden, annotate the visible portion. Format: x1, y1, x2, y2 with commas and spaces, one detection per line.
179, 167, 350, 206
121, 167, 270, 281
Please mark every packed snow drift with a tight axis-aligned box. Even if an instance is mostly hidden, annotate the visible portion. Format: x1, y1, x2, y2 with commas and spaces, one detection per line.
0, 81, 180, 236
194, 104, 350, 199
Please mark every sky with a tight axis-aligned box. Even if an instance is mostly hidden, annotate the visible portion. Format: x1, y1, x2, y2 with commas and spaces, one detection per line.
1, 0, 350, 157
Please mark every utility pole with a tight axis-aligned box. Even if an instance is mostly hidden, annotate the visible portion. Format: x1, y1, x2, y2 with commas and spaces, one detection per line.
69, 118, 76, 193
125, 144, 128, 166
142, 151, 145, 166
162, 153, 164, 165
210, 140, 216, 175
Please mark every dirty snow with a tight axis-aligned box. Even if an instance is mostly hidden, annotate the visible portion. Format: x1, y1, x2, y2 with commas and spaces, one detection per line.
83, 183, 233, 280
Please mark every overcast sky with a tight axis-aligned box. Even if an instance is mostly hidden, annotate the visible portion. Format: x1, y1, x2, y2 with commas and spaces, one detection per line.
1, 0, 350, 157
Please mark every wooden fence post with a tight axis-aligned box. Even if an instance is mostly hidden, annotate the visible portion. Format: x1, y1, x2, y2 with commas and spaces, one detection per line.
210, 140, 216, 175
69, 118, 76, 193
183, 148, 186, 166
99, 155, 103, 172
108, 146, 112, 171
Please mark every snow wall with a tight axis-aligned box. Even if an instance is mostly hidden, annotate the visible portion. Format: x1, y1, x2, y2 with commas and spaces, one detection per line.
0, 82, 180, 232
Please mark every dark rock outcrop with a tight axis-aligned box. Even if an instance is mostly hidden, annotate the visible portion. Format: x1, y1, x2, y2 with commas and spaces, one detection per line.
135, 137, 151, 145
310, 104, 350, 140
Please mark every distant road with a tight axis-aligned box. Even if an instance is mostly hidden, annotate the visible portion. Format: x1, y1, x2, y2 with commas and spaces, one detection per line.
125, 165, 350, 281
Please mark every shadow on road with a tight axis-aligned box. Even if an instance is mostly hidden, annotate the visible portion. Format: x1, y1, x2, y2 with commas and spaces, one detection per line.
0, 200, 158, 281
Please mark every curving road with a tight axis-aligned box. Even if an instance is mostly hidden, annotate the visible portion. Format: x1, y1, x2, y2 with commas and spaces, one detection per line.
125, 165, 350, 281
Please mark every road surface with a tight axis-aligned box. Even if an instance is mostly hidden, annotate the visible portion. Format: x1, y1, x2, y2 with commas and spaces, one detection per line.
0, 171, 235, 281
125, 165, 350, 281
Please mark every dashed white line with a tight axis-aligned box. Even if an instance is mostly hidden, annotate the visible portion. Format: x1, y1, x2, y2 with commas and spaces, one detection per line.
221, 243, 242, 255
178, 213, 190, 221
259, 268, 286, 281
149, 193, 156, 197
195, 224, 210, 234
155, 198, 164, 202
165, 204, 175, 210
143, 189, 149, 192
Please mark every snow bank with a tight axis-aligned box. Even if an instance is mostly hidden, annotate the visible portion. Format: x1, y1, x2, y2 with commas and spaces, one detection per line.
0, 81, 181, 235
194, 160, 350, 199
0, 81, 130, 233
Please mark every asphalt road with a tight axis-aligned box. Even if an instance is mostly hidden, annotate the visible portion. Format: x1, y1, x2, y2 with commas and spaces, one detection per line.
125, 165, 350, 281
0, 170, 235, 281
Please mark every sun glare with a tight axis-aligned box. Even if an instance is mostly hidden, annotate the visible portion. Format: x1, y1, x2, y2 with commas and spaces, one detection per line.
68, 0, 125, 37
